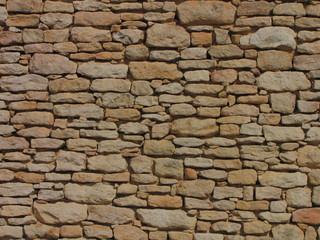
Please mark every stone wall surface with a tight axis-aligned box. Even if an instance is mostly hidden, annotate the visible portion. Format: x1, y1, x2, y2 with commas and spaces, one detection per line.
0, 0, 320, 239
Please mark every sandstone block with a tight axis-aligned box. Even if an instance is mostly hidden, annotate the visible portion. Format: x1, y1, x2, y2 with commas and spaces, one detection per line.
171, 118, 218, 137
87, 154, 128, 173
56, 150, 86, 172
259, 171, 307, 188
272, 224, 304, 240
71, 27, 111, 42
154, 158, 183, 179
177, 180, 215, 198
228, 169, 257, 185
88, 205, 135, 224
114, 225, 147, 240
54, 104, 104, 119
77, 62, 128, 79
297, 145, 320, 168
144, 140, 175, 156
263, 126, 305, 142
74, 11, 120, 26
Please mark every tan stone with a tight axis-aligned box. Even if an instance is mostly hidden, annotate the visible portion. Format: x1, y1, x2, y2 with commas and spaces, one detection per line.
177, 180, 215, 198
114, 225, 147, 240
222, 104, 259, 116
71, 27, 111, 42
228, 169, 257, 185
87, 154, 128, 173
177, 1, 236, 25
7, 0, 43, 13
146, 24, 190, 48
56, 150, 86, 172
74, 11, 121, 26
297, 145, 320, 168
31, 138, 64, 149
40, 13, 72, 29
0, 32, 22, 46
15, 172, 44, 183
113, 29, 144, 45
263, 126, 305, 142
129, 62, 182, 80
238, 1, 275, 16
272, 224, 304, 240
259, 171, 307, 188
257, 50, 293, 70
148, 195, 182, 208
171, 118, 218, 137
60, 225, 82, 238
0, 137, 29, 150
88, 205, 135, 224
243, 221, 271, 234
12, 111, 53, 125
84, 225, 113, 239
54, 104, 104, 119
24, 223, 59, 239
209, 44, 244, 58
294, 54, 320, 71
34, 202, 87, 224
105, 109, 141, 121
211, 69, 237, 83
0, 226, 23, 239
78, 62, 128, 79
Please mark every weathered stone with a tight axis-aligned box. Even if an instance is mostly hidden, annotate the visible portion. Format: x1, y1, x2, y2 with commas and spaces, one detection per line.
56, 150, 86, 172
257, 50, 293, 70
263, 126, 305, 142
98, 140, 139, 153
194, 233, 224, 240
0, 52, 19, 63
0, 226, 23, 239
272, 224, 304, 240
148, 195, 183, 208
66, 138, 97, 151
146, 24, 190, 48
144, 140, 175, 156
113, 29, 144, 45
87, 154, 127, 173
294, 55, 320, 71
71, 27, 111, 42
248, 27, 296, 50
297, 146, 320, 168
259, 171, 307, 188
90, 79, 131, 93
78, 62, 128, 79
0, 64, 28, 75
238, 1, 275, 16
49, 78, 90, 93
74, 11, 120, 26
1, 74, 47, 92
0, 137, 29, 150
209, 45, 244, 58
114, 225, 148, 240
12, 111, 53, 125
222, 104, 259, 116
228, 169, 257, 185
126, 44, 149, 60
213, 187, 243, 200
102, 93, 134, 108
177, 1, 236, 25
241, 145, 279, 161
137, 209, 196, 230
30, 54, 76, 75
24, 223, 60, 239
7, 0, 43, 13
154, 158, 183, 179
88, 205, 135, 224
64, 183, 116, 204
54, 104, 104, 119
34, 202, 87, 224
177, 180, 215, 198
84, 225, 113, 239
40, 13, 72, 29
211, 69, 237, 83
0, 32, 22, 46
130, 62, 182, 80
171, 118, 218, 137
286, 187, 312, 207
257, 71, 310, 91
105, 109, 141, 121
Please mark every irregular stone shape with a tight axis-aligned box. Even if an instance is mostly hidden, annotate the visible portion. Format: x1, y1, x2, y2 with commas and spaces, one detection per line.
257, 71, 310, 92
298, 40, 320, 54
222, 104, 259, 116
88, 205, 135, 224
24, 223, 60, 239
34, 202, 87, 224
114, 225, 148, 240
74, 11, 121, 26
91, 79, 131, 92
144, 140, 175, 156
293, 208, 320, 225
40, 13, 73, 29
270, 92, 296, 114
11, 111, 53, 126
177, 1, 236, 25
53, 104, 104, 119
119, 122, 148, 134
78, 62, 128, 79
177, 180, 215, 198
194, 233, 224, 240
273, 3, 305, 16
64, 183, 116, 204
208, 45, 244, 58
297, 146, 320, 168
146, 24, 190, 48
211, 69, 237, 83
84, 225, 113, 239
272, 224, 304, 240
240, 145, 279, 161
249, 27, 296, 50
263, 126, 305, 142
0, 226, 23, 239
0, 137, 29, 150
137, 209, 196, 230
102, 93, 134, 108
228, 169, 257, 185
306, 127, 320, 142
98, 140, 139, 153
148, 195, 183, 208
129, 62, 182, 80
30, 54, 77, 75
0, 74, 47, 92
7, 0, 43, 13
71, 27, 111, 42
49, 78, 90, 93
238, 1, 275, 16
113, 29, 144, 45
257, 50, 293, 71
126, 45, 149, 61
154, 158, 183, 179
294, 54, 320, 71
171, 118, 218, 137
0, 64, 28, 75
87, 154, 128, 173
286, 187, 312, 207
0, 52, 19, 63
259, 171, 307, 188
0, 182, 34, 196
55, 150, 86, 172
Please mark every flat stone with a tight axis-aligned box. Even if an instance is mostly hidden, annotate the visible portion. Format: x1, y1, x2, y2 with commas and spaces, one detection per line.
272, 224, 304, 240
240, 145, 279, 161
0, 32, 22, 46
64, 183, 116, 204
177, 1, 236, 25
7, 0, 43, 13
154, 158, 183, 179
146, 24, 190, 48
71, 27, 111, 42
54, 104, 104, 119
34, 202, 87, 224
209, 45, 244, 58
49, 78, 90, 93
88, 205, 135, 224
113, 29, 144, 45
30, 54, 77, 75
257, 50, 293, 70
105, 109, 140, 121
259, 171, 307, 188
0, 52, 20, 63
40, 13, 73, 29
238, 1, 275, 16
177, 180, 215, 198
129, 62, 182, 80
87, 154, 128, 173
84, 225, 113, 239
294, 54, 320, 71
263, 126, 305, 142
0, 226, 23, 239
137, 209, 196, 230
1, 74, 47, 92
77, 62, 128, 79
74, 11, 120, 26
257, 71, 310, 91
0, 137, 29, 150
171, 118, 218, 137
11, 111, 53, 125
0, 64, 28, 75
144, 140, 175, 156
194, 233, 224, 240
55, 150, 86, 172
98, 140, 139, 153
286, 187, 312, 207
102, 93, 134, 108
228, 169, 257, 185
114, 225, 148, 240
24, 223, 60, 239
0, 183, 34, 196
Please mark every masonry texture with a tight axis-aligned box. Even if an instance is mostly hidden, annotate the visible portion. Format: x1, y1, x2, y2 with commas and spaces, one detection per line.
0, 0, 320, 239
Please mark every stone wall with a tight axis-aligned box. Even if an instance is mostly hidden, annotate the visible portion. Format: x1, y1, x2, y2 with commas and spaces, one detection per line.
0, 0, 320, 239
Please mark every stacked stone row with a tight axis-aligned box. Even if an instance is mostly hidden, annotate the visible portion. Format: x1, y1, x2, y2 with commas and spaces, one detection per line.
0, 0, 320, 239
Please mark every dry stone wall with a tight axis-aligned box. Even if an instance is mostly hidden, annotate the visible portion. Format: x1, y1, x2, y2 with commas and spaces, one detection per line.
0, 0, 320, 239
